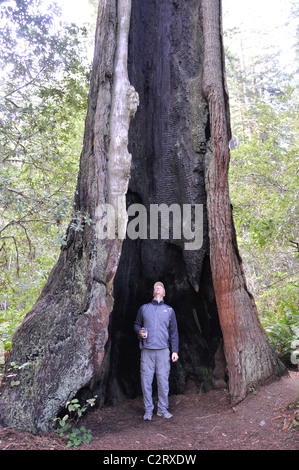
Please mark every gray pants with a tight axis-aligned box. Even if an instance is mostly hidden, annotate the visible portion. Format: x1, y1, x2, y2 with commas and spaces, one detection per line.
140, 348, 170, 414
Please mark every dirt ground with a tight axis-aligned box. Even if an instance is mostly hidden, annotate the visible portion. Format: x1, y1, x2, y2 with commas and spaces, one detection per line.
0, 371, 298, 452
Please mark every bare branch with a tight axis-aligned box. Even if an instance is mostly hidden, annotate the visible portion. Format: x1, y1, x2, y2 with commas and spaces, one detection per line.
3, 65, 48, 101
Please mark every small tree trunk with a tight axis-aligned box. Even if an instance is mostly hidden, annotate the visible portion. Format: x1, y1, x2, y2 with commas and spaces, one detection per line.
201, 0, 287, 404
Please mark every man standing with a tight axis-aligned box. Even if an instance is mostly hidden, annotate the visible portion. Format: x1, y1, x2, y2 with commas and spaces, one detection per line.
134, 281, 179, 421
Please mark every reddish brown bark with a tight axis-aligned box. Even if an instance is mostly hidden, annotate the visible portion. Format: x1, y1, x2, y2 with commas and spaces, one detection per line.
201, 0, 286, 404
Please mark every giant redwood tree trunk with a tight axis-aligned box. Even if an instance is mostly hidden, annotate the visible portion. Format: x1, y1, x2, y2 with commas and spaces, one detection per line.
0, 0, 286, 433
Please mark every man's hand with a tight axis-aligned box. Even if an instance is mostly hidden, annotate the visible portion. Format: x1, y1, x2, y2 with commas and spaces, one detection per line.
139, 328, 147, 339
172, 352, 179, 362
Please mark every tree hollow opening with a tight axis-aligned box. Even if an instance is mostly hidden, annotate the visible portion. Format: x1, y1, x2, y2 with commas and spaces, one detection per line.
79, 0, 225, 408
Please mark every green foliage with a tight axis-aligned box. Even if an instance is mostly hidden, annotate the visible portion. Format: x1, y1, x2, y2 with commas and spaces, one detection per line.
259, 285, 299, 363
0, 0, 93, 348
54, 396, 97, 448
1, 360, 30, 383
10, 380, 20, 387
65, 426, 93, 448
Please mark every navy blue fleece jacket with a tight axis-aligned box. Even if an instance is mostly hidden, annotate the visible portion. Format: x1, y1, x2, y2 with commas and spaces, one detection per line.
134, 300, 179, 353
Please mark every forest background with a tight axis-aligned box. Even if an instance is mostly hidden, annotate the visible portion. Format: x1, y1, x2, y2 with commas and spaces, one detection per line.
0, 0, 298, 369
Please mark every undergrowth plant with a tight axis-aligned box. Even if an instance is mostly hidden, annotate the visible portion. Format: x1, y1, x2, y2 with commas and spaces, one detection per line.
53, 396, 97, 448
259, 285, 299, 365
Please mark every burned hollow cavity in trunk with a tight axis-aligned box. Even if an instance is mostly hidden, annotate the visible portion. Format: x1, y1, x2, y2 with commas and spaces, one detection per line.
83, 0, 225, 407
